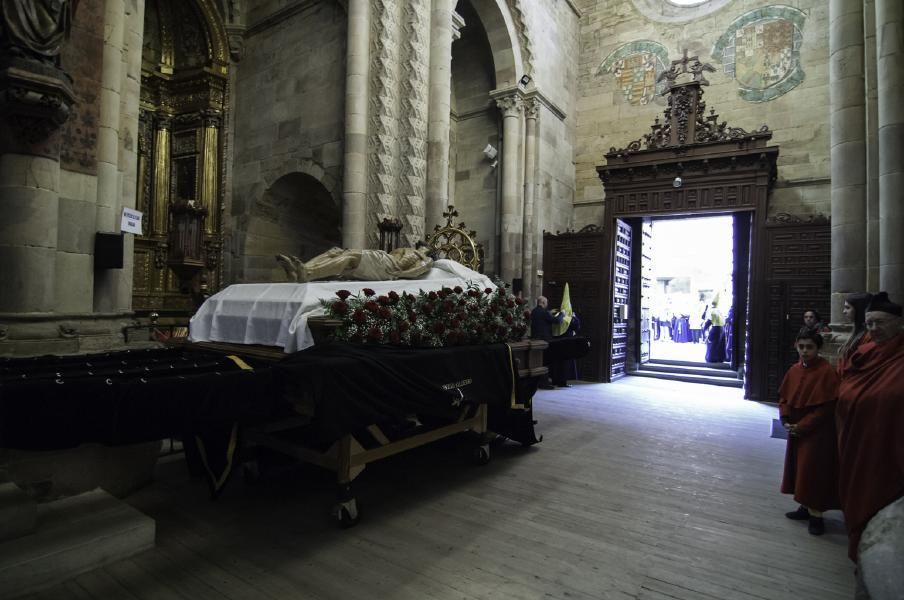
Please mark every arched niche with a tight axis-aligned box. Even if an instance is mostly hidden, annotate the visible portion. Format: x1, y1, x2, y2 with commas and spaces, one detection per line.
451, 0, 507, 274
462, 0, 524, 88
239, 172, 342, 283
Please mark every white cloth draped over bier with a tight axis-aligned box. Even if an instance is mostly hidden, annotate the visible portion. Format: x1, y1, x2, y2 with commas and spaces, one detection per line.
189, 259, 496, 352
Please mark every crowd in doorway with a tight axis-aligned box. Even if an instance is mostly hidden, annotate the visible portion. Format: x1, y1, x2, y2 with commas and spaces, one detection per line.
778, 292, 904, 599
652, 291, 734, 364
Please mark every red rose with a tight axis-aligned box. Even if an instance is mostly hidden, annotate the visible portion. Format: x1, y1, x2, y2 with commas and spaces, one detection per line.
507, 300, 515, 308
367, 327, 383, 341
331, 301, 348, 315
353, 309, 367, 324
515, 297, 525, 306
336, 290, 352, 300
442, 300, 455, 313
453, 285, 463, 294
407, 311, 417, 322
377, 295, 391, 305
468, 289, 479, 298
388, 291, 400, 303
399, 320, 410, 332
428, 291, 438, 300
364, 300, 379, 312
362, 288, 376, 297
378, 306, 392, 319
523, 310, 531, 319
484, 288, 493, 295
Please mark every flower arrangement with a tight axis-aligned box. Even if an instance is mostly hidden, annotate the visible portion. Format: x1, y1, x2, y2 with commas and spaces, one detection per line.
319, 283, 529, 347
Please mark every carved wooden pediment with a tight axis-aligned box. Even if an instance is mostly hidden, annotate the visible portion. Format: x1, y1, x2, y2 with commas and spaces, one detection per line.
606, 51, 772, 159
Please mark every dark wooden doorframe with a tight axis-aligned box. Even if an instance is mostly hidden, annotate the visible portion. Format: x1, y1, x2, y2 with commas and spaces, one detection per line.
624, 212, 750, 374
595, 68, 778, 400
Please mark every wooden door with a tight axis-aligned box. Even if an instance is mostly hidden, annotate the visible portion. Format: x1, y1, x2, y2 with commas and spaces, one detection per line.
761, 221, 831, 402
610, 219, 632, 380
542, 227, 607, 381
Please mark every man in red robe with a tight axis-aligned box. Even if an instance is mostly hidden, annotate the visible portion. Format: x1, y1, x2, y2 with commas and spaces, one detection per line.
779, 331, 840, 536
836, 292, 904, 593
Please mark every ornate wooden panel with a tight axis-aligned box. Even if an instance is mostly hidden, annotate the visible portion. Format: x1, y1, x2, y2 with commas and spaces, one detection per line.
542, 227, 607, 381
611, 219, 632, 380
761, 218, 831, 403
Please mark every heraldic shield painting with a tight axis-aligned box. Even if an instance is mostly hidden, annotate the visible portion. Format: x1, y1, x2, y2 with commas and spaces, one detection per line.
712, 6, 807, 102
598, 41, 670, 106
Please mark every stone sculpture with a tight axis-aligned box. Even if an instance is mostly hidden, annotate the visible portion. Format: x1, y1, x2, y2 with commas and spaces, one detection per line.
276, 246, 434, 283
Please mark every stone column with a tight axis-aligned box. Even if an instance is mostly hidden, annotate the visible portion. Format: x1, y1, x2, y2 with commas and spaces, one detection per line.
150, 116, 171, 237
829, 0, 868, 322
0, 14, 76, 316
425, 2, 462, 232
864, 0, 880, 291
521, 98, 539, 301
398, 0, 430, 247
496, 93, 524, 286
342, 0, 370, 250
875, 0, 904, 302
93, 0, 127, 312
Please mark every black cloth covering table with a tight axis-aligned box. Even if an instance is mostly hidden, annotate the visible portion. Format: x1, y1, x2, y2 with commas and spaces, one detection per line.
273, 342, 514, 440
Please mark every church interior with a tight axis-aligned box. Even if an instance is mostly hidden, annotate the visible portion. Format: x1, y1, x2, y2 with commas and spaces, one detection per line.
0, 0, 901, 598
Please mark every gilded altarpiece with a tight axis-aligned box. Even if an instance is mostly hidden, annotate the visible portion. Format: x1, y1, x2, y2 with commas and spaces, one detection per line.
133, 0, 229, 316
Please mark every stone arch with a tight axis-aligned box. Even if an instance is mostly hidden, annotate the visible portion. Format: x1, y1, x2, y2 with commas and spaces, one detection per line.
239, 171, 342, 283
461, 0, 526, 88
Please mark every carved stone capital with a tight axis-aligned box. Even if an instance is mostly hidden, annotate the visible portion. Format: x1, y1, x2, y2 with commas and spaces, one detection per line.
524, 97, 540, 120
226, 26, 246, 62
451, 11, 466, 41
496, 95, 523, 118
0, 58, 75, 157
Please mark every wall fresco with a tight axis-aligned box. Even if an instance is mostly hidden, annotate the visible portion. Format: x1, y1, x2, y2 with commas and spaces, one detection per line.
598, 41, 670, 106
712, 6, 806, 103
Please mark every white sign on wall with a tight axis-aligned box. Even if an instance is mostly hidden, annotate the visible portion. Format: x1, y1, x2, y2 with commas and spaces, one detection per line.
121, 208, 143, 235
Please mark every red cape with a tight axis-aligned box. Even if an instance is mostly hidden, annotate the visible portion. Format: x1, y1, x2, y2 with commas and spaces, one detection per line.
837, 334, 904, 560
778, 357, 840, 511
779, 357, 838, 409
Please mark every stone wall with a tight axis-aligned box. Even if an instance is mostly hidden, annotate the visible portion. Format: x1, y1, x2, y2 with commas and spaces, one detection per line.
574, 0, 831, 228
229, 2, 346, 283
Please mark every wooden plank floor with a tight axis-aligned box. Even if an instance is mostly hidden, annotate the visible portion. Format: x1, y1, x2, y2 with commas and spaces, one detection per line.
25, 377, 854, 600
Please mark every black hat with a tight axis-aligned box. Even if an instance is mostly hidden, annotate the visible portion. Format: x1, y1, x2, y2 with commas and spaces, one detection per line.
865, 292, 902, 316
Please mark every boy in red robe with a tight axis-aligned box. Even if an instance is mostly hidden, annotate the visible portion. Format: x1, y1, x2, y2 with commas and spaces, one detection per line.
836, 292, 904, 585
779, 330, 840, 536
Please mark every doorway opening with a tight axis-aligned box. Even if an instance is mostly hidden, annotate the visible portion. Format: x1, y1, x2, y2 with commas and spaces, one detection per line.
630, 214, 747, 388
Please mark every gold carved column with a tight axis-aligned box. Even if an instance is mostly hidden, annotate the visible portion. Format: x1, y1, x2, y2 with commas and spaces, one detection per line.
199, 111, 221, 236
152, 115, 172, 237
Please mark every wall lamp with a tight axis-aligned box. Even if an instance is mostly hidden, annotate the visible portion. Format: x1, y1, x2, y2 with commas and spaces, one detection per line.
519, 74, 532, 87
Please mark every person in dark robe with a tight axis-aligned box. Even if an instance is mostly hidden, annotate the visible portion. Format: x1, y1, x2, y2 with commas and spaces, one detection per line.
836, 292, 904, 576
800, 308, 831, 337
550, 312, 581, 387
704, 299, 726, 363
778, 330, 840, 536
530, 296, 563, 390
724, 307, 734, 364
836, 292, 873, 378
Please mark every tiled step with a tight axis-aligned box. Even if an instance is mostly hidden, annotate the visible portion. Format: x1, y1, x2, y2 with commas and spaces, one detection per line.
0, 489, 155, 599
630, 369, 744, 388
640, 362, 739, 379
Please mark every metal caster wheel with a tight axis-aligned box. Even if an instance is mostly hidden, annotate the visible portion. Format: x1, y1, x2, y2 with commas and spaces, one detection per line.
332, 497, 360, 528
471, 443, 491, 465
241, 461, 260, 484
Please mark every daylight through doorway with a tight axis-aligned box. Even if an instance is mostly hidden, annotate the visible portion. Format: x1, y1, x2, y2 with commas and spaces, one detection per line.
646, 215, 734, 366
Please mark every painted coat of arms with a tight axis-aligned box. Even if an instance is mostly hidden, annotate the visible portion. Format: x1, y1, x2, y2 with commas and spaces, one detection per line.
712, 6, 806, 102
599, 41, 670, 106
